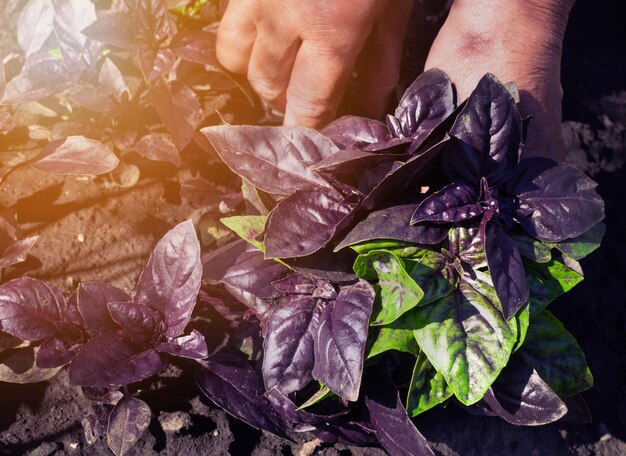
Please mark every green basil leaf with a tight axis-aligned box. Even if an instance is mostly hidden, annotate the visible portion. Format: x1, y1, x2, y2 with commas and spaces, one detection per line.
526, 259, 583, 314
351, 241, 430, 259
366, 312, 419, 359
510, 231, 552, 263
519, 310, 593, 397
406, 351, 453, 417
413, 280, 517, 405
406, 250, 456, 305
514, 304, 530, 352
241, 177, 270, 215
296, 384, 333, 410
354, 250, 424, 325
220, 215, 267, 252
551, 222, 605, 260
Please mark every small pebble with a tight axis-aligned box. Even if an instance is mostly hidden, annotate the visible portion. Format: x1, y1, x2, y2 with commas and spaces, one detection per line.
213, 430, 219, 437
77, 233, 85, 243
159, 411, 191, 433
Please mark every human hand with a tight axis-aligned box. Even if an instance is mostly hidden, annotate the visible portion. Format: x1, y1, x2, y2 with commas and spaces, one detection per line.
216, 0, 414, 128
425, 0, 574, 162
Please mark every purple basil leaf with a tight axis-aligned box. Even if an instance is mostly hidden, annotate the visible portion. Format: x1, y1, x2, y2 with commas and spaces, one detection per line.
180, 177, 228, 209
362, 138, 449, 210
267, 387, 374, 445
201, 239, 247, 285
443, 74, 522, 186
221, 250, 289, 320
411, 181, 482, 224
81, 387, 124, 405
310, 148, 402, 180
289, 247, 359, 284
222, 250, 289, 301
82, 404, 113, 445
81, 11, 136, 49
321, 115, 392, 149
135, 220, 202, 338
31, 136, 119, 175
0, 64, 5, 103
107, 396, 152, 456
264, 187, 357, 259
155, 329, 208, 359
134, 133, 181, 167
169, 29, 219, 67
0, 210, 20, 248
198, 292, 246, 325
36, 335, 77, 368
132, 0, 174, 45
313, 281, 375, 401
271, 275, 318, 295
149, 79, 201, 150
264, 387, 353, 429
69, 332, 165, 387
484, 223, 529, 319
77, 282, 131, 337
389, 68, 455, 149
271, 275, 337, 299
0, 278, 67, 341
196, 354, 291, 440
358, 160, 403, 196
262, 295, 322, 394
17, 0, 54, 56
71, 84, 115, 113
481, 355, 567, 426
52, 0, 97, 54
223, 289, 272, 324
335, 205, 448, 251
0, 331, 22, 351
99, 58, 128, 102
107, 301, 163, 346
0, 236, 38, 269
365, 382, 434, 456
312, 422, 378, 446
139, 46, 175, 83
199, 125, 337, 195
2, 52, 75, 104
513, 159, 605, 242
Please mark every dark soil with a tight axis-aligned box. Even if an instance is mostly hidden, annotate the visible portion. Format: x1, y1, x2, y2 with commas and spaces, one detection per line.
1, 0, 625, 455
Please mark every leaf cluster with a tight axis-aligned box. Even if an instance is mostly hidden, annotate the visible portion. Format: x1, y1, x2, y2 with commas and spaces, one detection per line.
0, 221, 205, 455
197, 69, 605, 455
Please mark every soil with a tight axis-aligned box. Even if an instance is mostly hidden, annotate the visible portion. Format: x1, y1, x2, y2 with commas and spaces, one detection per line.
1, 0, 626, 455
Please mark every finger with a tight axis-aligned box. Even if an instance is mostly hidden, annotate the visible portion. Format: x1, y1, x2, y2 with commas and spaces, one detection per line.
216, 1, 257, 74
353, 0, 415, 118
284, 39, 365, 129
247, 30, 300, 113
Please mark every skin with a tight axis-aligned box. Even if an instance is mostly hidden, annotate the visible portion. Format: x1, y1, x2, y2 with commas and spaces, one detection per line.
216, 0, 575, 161
425, 0, 575, 161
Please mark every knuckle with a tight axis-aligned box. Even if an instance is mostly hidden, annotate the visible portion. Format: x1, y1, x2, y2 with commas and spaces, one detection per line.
248, 76, 284, 104
287, 92, 335, 126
